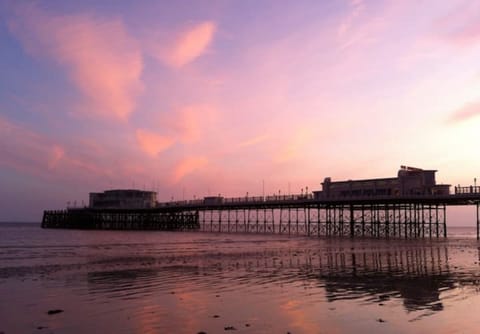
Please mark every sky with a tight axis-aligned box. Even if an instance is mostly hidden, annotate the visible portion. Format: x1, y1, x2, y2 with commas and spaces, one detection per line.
1, 0, 480, 222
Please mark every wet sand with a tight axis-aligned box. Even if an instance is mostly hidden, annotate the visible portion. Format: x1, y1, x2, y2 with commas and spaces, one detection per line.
1, 223, 480, 333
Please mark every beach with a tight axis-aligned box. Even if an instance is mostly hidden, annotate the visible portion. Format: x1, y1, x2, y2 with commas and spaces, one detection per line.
1, 223, 480, 333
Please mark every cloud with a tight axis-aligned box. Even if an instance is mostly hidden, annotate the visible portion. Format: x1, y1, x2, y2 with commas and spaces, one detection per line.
337, 0, 365, 38
0, 116, 164, 189
136, 129, 175, 156
160, 104, 217, 143
450, 21, 480, 46
448, 101, 480, 123
435, 3, 480, 47
155, 21, 216, 68
172, 156, 208, 183
0, 116, 103, 179
172, 104, 216, 143
0, 116, 55, 172
275, 126, 315, 163
48, 145, 65, 170
238, 134, 270, 148
7, 4, 143, 121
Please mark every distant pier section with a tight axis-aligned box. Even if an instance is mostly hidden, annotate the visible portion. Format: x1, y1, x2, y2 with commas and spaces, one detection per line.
42, 166, 480, 239
42, 189, 199, 231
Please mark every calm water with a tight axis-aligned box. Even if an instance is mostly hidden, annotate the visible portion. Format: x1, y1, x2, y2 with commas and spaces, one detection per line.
1, 223, 480, 334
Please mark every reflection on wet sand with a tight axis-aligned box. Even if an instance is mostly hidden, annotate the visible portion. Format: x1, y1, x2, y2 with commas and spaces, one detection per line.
3, 226, 480, 334
84, 243, 474, 317
312, 247, 451, 312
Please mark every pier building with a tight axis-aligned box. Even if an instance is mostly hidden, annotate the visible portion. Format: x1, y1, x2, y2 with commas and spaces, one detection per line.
89, 189, 157, 209
313, 166, 450, 199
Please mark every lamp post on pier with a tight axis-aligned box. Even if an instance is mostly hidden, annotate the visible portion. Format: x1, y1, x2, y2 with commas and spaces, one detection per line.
262, 179, 265, 199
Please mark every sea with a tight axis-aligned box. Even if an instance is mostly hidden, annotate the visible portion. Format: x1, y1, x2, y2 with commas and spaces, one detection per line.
1, 223, 480, 334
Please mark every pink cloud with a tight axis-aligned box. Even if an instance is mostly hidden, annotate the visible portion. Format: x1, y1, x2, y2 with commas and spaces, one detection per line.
0, 116, 131, 185
337, 0, 365, 38
48, 145, 65, 170
435, 3, 480, 47
448, 101, 480, 123
238, 134, 270, 148
154, 21, 216, 68
0, 116, 56, 173
160, 104, 217, 143
172, 156, 208, 183
274, 126, 315, 164
172, 105, 216, 143
0, 116, 97, 179
135, 129, 175, 156
450, 22, 480, 46
8, 4, 143, 121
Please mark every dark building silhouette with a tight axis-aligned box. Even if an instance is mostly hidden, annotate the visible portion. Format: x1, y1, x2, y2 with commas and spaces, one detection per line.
89, 189, 157, 209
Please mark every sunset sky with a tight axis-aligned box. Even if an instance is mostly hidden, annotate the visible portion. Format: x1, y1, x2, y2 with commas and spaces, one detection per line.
1, 0, 480, 222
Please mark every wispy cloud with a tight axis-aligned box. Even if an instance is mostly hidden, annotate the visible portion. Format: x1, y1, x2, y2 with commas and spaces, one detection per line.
0, 116, 165, 188
153, 21, 216, 68
338, 0, 365, 38
48, 145, 65, 170
238, 134, 270, 148
7, 4, 143, 121
0, 116, 56, 172
448, 101, 480, 123
0, 116, 106, 179
435, 2, 480, 47
135, 129, 175, 156
172, 156, 208, 183
274, 125, 315, 164
159, 104, 217, 144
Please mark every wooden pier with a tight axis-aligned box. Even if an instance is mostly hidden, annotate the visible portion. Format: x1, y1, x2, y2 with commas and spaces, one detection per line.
42, 192, 480, 239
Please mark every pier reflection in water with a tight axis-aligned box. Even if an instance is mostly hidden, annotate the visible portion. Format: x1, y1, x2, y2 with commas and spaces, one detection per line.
2, 226, 480, 333
83, 240, 477, 322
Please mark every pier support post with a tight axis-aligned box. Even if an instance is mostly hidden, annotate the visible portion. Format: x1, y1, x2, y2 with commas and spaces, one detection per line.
244, 209, 247, 232
317, 205, 321, 237
235, 210, 238, 233
307, 207, 310, 236
227, 210, 231, 233
296, 208, 299, 235
350, 204, 354, 238
477, 203, 479, 240
210, 210, 213, 232
286, 208, 290, 234
361, 205, 365, 237
271, 208, 275, 234
443, 205, 447, 238
264, 208, 267, 234
428, 205, 432, 238
386, 204, 390, 238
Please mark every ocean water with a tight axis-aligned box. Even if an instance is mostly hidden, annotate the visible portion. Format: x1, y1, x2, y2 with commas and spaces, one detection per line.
1, 223, 480, 333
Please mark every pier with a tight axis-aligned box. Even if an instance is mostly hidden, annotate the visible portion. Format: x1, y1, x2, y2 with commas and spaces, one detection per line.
42, 192, 480, 239
42, 166, 480, 239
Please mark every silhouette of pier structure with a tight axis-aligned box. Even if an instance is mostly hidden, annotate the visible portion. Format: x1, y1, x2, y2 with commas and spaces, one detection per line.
42, 166, 480, 239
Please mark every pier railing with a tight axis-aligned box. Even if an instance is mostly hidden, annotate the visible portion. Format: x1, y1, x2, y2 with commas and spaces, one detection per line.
156, 192, 480, 209
455, 186, 480, 194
